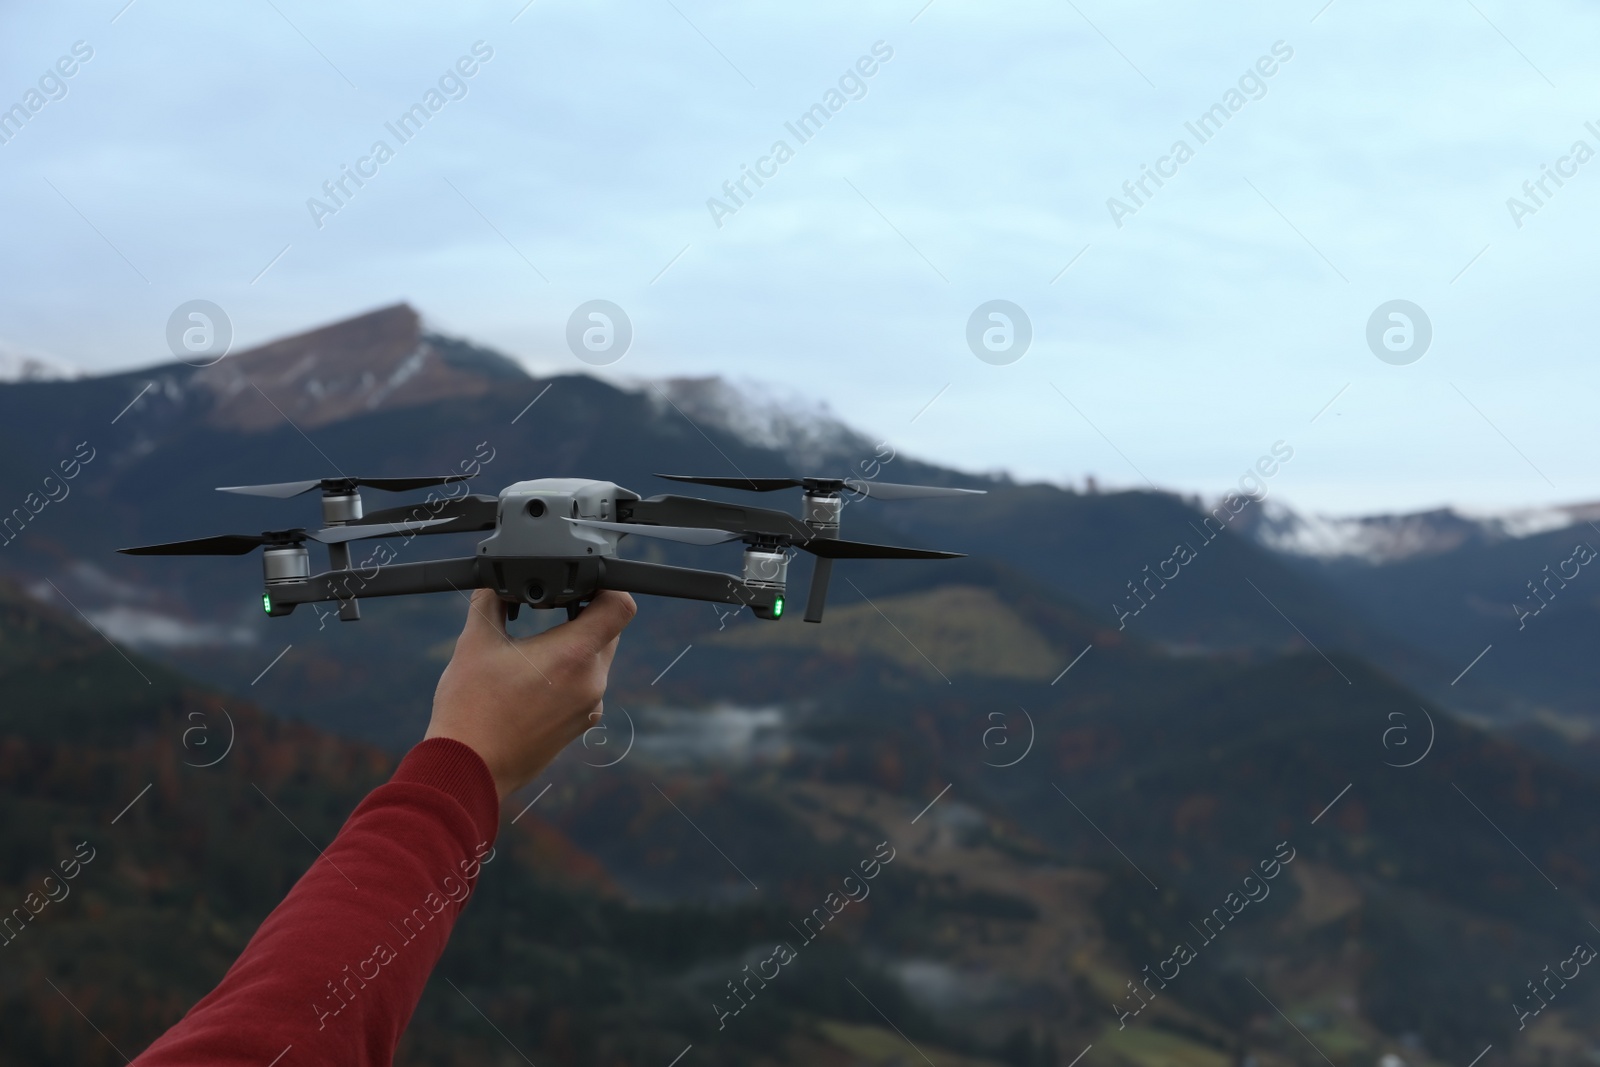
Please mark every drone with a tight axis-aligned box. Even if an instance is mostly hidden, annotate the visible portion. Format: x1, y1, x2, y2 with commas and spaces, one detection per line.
118, 474, 984, 624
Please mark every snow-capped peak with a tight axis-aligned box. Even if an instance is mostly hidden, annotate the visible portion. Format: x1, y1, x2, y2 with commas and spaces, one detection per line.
0, 342, 81, 382
636, 375, 878, 473
1239, 497, 1600, 564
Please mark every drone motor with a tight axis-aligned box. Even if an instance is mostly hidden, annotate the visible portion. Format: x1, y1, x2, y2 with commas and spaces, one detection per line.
262, 543, 311, 584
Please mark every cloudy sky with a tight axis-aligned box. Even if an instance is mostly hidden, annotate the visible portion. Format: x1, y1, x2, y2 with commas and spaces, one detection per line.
2, 0, 1596, 514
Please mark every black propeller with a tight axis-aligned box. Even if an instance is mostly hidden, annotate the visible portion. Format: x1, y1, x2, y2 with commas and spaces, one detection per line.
358, 494, 500, 533
654, 474, 986, 501
565, 518, 962, 560
802, 538, 960, 560
118, 519, 450, 556
216, 475, 474, 499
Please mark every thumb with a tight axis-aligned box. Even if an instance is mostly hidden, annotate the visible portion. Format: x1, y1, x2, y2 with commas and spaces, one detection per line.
460, 587, 508, 643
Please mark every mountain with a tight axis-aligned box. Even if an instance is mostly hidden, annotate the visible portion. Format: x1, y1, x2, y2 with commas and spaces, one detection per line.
0, 303, 1493, 746
5, 304, 1600, 1065
646, 375, 882, 475
0, 576, 1016, 1067
0, 341, 79, 383
8, 548, 1600, 1066
1233, 497, 1600, 565
1228, 498, 1600, 761
544, 585, 1600, 1062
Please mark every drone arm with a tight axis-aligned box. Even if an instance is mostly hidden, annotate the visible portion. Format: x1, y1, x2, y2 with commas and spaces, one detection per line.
596, 557, 781, 614
263, 555, 782, 618
265, 556, 485, 610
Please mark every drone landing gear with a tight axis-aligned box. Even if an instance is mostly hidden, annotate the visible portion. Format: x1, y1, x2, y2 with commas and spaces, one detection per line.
803, 557, 832, 623
329, 566, 361, 620
326, 542, 361, 621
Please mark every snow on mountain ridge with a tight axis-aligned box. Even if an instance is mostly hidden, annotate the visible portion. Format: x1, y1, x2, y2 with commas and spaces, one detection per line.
1242, 498, 1600, 564
0, 342, 81, 382
639, 376, 878, 473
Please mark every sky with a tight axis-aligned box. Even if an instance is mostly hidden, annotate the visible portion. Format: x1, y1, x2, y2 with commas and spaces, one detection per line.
1, 0, 1597, 516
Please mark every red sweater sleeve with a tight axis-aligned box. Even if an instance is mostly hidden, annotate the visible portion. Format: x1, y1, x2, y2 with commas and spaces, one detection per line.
133, 738, 501, 1067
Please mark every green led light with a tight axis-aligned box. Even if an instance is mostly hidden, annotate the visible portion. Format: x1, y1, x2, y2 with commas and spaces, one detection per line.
773, 596, 784, 618
262, 594, 272, 614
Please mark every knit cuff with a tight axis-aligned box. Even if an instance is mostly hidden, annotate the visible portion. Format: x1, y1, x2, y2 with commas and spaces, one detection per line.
391, 737, 500, 847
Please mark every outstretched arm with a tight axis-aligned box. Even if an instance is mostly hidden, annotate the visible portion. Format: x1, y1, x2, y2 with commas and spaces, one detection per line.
133, 588, 636, 1066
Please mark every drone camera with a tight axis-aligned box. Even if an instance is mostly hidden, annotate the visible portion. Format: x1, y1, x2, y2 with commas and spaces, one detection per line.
483, 479, 639, 562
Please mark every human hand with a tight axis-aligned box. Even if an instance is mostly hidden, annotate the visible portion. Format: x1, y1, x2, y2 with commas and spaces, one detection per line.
425, 588, 637, 801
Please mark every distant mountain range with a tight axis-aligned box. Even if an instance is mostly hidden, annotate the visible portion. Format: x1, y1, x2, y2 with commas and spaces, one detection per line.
0, 341, 79, 383
1233, 498, 1600, 564
5, 302, 1600, 746
4, 304, 1600, 1065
